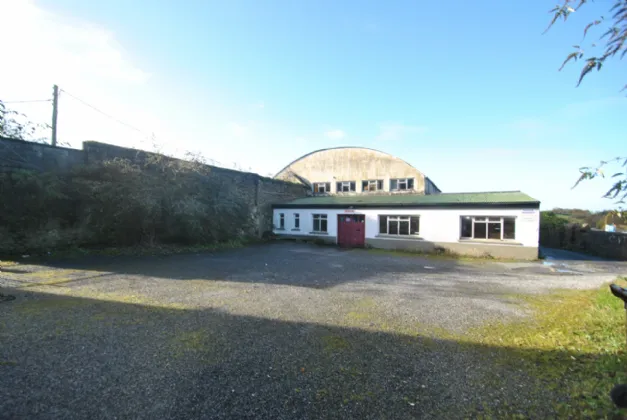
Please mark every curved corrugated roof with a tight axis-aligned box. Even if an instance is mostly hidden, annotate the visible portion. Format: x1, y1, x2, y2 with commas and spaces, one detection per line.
273, 146, 421, 179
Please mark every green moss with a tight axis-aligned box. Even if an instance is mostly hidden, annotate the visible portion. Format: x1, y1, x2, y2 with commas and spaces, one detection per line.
461, 277, 627, 418
322, 334, 350, 353
315, 389, 329, 399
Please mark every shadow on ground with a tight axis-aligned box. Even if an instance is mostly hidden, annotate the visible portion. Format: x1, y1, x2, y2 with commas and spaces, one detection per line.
0, 286, 615, 419
3, 242, 473, 290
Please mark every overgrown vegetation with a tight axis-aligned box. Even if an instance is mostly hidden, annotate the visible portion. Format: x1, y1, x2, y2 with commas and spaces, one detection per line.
542, 208, 627, 230
0, 153, 255, 255
467, 279, 627, 418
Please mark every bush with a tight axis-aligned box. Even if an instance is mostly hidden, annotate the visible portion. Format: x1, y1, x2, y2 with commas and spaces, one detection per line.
0, 155, 254, 255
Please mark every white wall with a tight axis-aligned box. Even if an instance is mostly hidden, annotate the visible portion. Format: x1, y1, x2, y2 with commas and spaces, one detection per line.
273, 207, 540, 247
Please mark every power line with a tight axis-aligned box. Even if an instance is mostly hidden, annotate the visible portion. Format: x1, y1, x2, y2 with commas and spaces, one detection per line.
59, 89, 149, 136
1, 99, 51, 104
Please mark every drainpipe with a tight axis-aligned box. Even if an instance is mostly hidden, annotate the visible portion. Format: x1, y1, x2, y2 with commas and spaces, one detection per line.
609, 284, 627, 408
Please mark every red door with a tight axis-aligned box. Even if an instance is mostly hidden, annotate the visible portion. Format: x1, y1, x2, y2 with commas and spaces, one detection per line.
337, 214, 365, 248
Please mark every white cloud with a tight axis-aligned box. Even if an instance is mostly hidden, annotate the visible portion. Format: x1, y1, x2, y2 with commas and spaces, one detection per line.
227, 122, 250, 138
0, 0, 154, 149
325, 129, 346, 140
0, 1, 313, 178
376, 123, 427, 141
2, 1, 149, 87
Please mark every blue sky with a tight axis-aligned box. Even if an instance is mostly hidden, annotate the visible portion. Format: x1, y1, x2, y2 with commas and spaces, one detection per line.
2, 0, 625, 210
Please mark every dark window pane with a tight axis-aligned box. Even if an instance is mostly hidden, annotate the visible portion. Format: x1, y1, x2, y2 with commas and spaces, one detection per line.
488, 217, 500, 222
461, 217, 472, 238
325, 183, 330, 191
295, 214, 300, 228
399, 220, 409, 235
390, 179, 398, 190
280, 214, 284, 228
488, 222, 501, 239
350, 182, 355, 191
504, 217, 515, 239
321, 219, 327, 232
377, 180, 383, 190
474, 222, 487, 239
379, 216, 387, 234
336, 182, 342, 192
410, 217, 419, 234
362, 181, 368, 190
408, 178, 414, 189
389, 220, 398, 235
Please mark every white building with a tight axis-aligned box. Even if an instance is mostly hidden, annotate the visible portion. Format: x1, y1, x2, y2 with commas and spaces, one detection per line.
272, 147, 540, 260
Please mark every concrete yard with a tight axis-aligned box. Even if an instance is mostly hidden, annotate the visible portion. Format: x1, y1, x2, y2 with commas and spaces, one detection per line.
1, 242, 625, 419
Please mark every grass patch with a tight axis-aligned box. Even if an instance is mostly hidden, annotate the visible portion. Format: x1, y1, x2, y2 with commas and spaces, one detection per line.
322, 334, 351, 353
5, 239, 251, 262
464, 277, 627, 418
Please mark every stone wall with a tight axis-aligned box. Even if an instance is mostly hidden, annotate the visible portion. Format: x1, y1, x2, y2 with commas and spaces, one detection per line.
0, 137, 308, 240
0, 136, 84, 172
540, 224, 627, 260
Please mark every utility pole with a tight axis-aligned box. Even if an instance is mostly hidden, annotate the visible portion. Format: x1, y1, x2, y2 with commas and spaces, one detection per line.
51, 84, 59, 147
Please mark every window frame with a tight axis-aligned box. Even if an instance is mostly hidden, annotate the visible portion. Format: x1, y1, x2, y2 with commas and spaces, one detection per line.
362, 179, 384, 192
312, 214, 328, 233
460, 216, 516, 241
313, 182, 331, 194
278, 213, 285, 230
336, 181, 356, 193
378, 215, 420, 236
390, 178, 415, 191
293, 213, 300, 229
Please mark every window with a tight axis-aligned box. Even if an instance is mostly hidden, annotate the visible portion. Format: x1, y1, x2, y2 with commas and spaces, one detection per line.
294, 213, 300, 229
362, 179, 383, 192
278, 213, 285, 229
390, 178, 415, 191
460, 216, 516, 240
336, 181, 356, 192
313, 214, 328, 233
313, 182, 331, 193
379, 215, 420, 236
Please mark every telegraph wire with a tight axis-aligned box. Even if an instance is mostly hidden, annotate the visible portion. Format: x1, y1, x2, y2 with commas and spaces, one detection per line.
1, 99, 52, 104
59, 89, 150, 136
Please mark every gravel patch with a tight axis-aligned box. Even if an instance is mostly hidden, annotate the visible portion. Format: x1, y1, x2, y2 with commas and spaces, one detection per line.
1, 242, 625, 419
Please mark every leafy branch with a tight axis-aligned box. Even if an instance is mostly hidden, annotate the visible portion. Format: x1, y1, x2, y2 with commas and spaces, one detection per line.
545, 0, 627, 89
0, 100, 51, 143
573, 157, 627, 204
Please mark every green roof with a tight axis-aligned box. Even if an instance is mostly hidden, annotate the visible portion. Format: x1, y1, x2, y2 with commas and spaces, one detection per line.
274, 191, 539, 208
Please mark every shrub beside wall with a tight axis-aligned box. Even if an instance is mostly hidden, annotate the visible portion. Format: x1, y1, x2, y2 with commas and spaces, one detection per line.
0, 139, 308, 255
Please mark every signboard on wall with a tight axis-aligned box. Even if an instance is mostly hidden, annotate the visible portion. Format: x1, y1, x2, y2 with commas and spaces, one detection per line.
522, 209, 537, 222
